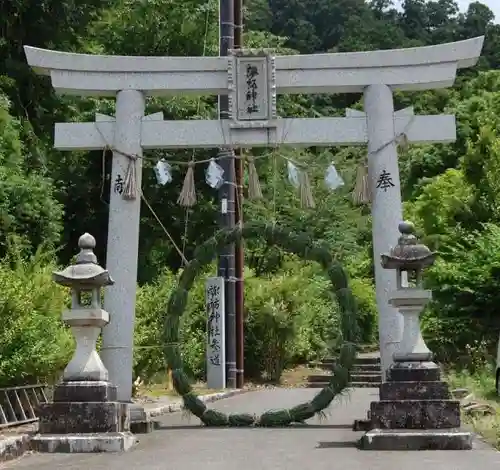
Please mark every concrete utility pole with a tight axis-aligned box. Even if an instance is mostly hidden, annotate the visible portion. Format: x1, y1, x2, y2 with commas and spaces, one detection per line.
233, 0, 245, 389
217, 0, 237, 389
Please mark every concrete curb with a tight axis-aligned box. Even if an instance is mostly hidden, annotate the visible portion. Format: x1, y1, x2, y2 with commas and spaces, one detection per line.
144, 388, 247, 418
0, 389, 247, 461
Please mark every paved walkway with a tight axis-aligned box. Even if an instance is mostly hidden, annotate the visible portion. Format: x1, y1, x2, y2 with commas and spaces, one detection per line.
5, 388, 500, 470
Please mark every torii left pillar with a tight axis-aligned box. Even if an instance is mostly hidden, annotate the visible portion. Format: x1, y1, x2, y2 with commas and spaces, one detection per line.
100, 90, 145, 404
90, 104, 162, 408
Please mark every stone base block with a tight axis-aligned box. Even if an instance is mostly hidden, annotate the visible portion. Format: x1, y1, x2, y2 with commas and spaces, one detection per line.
38, 402, 129, 434
130, 420, 160, 433
387, 362, 441, 382
129, 403, 154, 434
129, 404, 149, 432
380, 381, 450, 400
30, 432, 137, 453
53, 381, 117, 402
394, 351, 433, 362
360, 428, 473, 451
352, 419, 372, 432
370, 399, 460, 429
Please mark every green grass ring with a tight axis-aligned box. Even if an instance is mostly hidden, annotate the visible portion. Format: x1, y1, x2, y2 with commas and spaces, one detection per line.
163, 221, 359, 427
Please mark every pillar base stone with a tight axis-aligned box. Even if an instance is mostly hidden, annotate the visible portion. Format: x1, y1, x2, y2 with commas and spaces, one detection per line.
370, 399, 461, 429
360, 429, 473, 450
387, 361, 440, 382
129, 403, 155, 434
36, 380, 135, 452
380, 380, 449, 400
30, 432, 137, 453
361, 360, 471, 450
38, 401, 129, 434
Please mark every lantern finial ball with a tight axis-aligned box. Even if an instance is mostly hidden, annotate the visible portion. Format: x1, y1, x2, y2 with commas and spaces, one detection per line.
78, 233, 96, 250
398, 221, 415, 235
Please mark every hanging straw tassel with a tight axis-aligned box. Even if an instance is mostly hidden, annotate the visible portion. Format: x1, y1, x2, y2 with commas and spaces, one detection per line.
246, 155, 263, 200
298, 169, 315, 209
177, 161, 197, 207
397, 132, 409, 153
352, 163, 370, 206
123, 156, 138, 200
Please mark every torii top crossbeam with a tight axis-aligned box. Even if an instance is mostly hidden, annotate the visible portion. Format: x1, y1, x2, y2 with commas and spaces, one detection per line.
25, 37, 484, 96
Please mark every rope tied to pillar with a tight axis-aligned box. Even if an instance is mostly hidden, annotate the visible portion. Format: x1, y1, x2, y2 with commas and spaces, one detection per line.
396, 133, 409, 153
122, 153, 138, 200
351, 113, 415, 206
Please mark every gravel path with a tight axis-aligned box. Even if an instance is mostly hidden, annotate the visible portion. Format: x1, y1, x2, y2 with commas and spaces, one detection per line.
4, 388, 500, 470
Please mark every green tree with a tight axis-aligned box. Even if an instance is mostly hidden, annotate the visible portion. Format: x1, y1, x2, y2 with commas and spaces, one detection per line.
0, 93, 63, 254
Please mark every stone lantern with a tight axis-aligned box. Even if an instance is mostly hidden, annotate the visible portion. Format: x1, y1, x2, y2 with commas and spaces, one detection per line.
32, 233, 136, 453
380, 220, 436, 364
53, 232, 114, 385
360, 221, 472, 451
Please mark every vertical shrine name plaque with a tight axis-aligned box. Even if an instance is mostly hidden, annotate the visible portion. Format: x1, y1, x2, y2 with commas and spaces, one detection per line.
228, 49, 277, 128
206, 277, 226, 390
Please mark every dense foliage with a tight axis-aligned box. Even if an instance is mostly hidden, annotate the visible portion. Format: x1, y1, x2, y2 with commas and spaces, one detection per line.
0, 0, 499, 385
0, 247, 72, 386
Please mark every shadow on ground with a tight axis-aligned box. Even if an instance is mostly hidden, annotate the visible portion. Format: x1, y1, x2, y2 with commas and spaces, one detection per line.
156, 423, 356, 430
316, 441, 359, 449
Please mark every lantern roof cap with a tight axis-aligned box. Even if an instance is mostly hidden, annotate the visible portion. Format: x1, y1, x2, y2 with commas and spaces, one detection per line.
381, 221, 436, 271
53, 233, 114, 288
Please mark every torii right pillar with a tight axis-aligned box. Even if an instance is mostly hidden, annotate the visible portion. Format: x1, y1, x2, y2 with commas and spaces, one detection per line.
364, 84, 405, 379
362, 50, 486, 377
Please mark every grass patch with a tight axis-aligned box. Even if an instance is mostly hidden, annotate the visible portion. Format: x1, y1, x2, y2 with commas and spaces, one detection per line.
447, 366, 500, 449
136, 364, 320, 398
139, 382, 223, 398
135, 374, 224, 398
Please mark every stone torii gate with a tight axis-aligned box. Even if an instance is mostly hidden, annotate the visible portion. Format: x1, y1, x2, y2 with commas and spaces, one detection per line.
25, 36, 483, 399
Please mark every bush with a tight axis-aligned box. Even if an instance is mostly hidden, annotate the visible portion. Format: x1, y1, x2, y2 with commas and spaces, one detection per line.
133, 265, 210, 383
0, 93, 63, 256
133, 268, 176, 383
0, 245, 373, 387
421, 223, 500, 362
348, 277, 377, 345
344, 251, 378, 346
0, 244, 375, 387
0, 246, 72, 386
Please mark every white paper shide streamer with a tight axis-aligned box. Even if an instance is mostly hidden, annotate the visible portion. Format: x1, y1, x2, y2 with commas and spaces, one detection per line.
287, 161, 300, 188
325, 162, 344, 190
154, 159, 173, 186
205, 158, 225, 189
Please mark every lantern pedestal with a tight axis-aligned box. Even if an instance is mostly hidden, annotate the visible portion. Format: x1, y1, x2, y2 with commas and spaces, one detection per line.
33, 377, 136, 452
30, 233, 137, 453
361, 291, 471, 450
360, 222, 472, 450
33, 377, 136, 453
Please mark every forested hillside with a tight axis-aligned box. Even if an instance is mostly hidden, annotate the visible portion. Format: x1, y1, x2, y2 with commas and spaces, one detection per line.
0, 0, 499, 387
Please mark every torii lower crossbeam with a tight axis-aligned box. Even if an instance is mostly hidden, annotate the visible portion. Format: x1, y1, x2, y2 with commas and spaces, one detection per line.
55, 115, 456, 150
